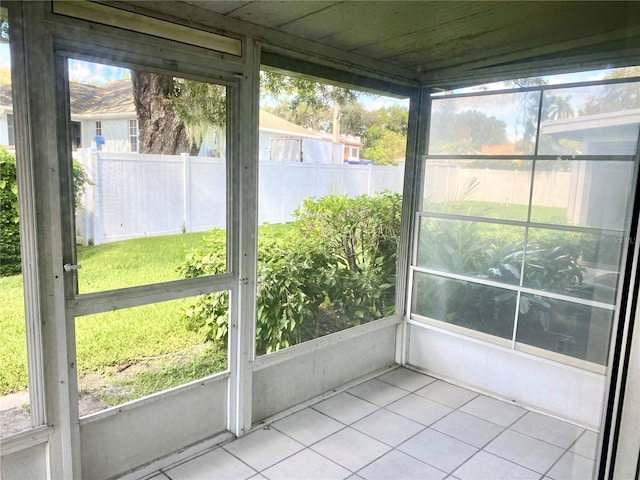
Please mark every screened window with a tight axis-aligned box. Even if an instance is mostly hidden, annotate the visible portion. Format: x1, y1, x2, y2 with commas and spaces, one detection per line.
67, 58, 232, 415
257, 69, 408, 355
411, 79, 640, 370
0, 6, 40, 437
69, 59, 228, 292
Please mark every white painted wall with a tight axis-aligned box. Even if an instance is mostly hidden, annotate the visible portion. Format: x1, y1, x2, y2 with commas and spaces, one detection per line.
407, 323, 606, 428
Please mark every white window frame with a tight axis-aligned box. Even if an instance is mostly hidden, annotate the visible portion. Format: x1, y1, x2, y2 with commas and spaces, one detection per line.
129, 118, 138, 153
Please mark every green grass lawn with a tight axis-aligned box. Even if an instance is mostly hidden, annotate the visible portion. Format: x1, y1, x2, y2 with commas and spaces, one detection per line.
0, 274, 28, 395
1, 225, 289, 399
77, 231, 218, 293
432, 200, 567, 223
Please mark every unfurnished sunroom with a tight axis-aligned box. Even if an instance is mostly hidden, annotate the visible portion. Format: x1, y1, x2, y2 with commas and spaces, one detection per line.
0, 2, 639, 480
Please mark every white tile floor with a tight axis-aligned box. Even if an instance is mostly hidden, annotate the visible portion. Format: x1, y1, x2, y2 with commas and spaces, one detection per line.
140, 368, 597, 480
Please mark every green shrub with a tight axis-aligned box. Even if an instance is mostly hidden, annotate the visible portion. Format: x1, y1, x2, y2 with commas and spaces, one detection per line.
0, 147, 20, 276
72, 159, 92, 211
0, 147, 91, 276
180, 192, 402, 354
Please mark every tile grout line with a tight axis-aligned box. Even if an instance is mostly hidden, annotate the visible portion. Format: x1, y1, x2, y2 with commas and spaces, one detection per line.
145, 369, 593, 480
220, 426, 305, 478
539, 429, 595, 479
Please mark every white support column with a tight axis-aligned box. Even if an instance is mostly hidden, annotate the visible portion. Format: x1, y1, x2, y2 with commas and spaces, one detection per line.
228, 39, 260, 437
11, 2, 81, 478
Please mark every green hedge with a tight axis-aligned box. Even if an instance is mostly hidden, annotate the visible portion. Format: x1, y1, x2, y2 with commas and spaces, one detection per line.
0, 146, 92, 277
180, 192, 402, 354
0, 147, 20, 276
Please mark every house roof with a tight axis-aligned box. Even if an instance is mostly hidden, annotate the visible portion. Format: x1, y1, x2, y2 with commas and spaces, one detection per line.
259, 109, 319, 138
0, 80, 136, 116
70, 80, 135, 116
0, 83, 12, 108
540, 108, 640, 135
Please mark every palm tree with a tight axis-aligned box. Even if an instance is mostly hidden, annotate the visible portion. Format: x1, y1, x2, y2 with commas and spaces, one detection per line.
547, 95, 575, 120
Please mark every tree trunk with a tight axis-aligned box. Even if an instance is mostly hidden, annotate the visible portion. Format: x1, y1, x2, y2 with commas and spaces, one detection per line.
130, 71, 198, 155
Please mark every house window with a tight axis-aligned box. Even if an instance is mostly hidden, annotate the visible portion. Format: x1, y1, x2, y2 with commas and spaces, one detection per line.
7, 113, 14, 145
411, 80, 640, 371
71, 121, 81, 150
129, 119, 138, 152
95, 121, 102, 136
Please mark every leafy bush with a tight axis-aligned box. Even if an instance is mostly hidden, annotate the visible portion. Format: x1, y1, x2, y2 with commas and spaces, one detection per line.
0, 147, 92, 276
0, 147, 20, 276
72, 159, 92, 210
180, 192, 402, 354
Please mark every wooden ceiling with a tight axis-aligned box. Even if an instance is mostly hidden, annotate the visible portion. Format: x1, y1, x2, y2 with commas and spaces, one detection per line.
179, 1, 640, 87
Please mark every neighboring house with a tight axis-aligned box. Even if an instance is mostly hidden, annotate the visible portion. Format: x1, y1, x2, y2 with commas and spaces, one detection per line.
258, 109, 320, 161
0, 81, 139, 153
540, 108, 640, 156
317, 131, 363, 162
70, 80, 139, 153
260, 110, 364, 163
0, 81, 361, 163
540, 109, 640, 231
0, 84, 15, 149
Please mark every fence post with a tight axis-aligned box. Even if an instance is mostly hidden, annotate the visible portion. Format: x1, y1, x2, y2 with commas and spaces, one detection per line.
77, 148, 98, 246
89, 148, 100, 245
182, 153, 190, 233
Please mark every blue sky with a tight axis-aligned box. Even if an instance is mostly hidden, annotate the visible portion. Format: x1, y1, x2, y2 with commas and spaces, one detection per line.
67, 59, 129, 85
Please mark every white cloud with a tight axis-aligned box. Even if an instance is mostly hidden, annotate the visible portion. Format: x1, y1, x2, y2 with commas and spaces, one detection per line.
68, 59, 129, 85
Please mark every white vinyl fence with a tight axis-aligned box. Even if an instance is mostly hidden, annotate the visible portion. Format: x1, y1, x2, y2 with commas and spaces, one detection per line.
74, 150, 405, 245
75, 150, 579, 246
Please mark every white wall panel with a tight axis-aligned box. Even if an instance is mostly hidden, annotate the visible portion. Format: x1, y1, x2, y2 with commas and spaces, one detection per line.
408, 324, 606, 428
0, 444, 47, 480
252, 323, 397, 423
80, 376, 227, 479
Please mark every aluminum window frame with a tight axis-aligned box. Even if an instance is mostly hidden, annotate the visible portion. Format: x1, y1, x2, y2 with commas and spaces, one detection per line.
409, 78, 640, 372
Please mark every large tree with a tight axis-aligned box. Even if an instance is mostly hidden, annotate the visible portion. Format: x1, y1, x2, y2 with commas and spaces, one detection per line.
430, 108, 508, 154
130, 72, 226, 155
580, 67, 640, 115
260, 71, 358, 142
362, 105, 409, 164
131, 71, 196, 155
